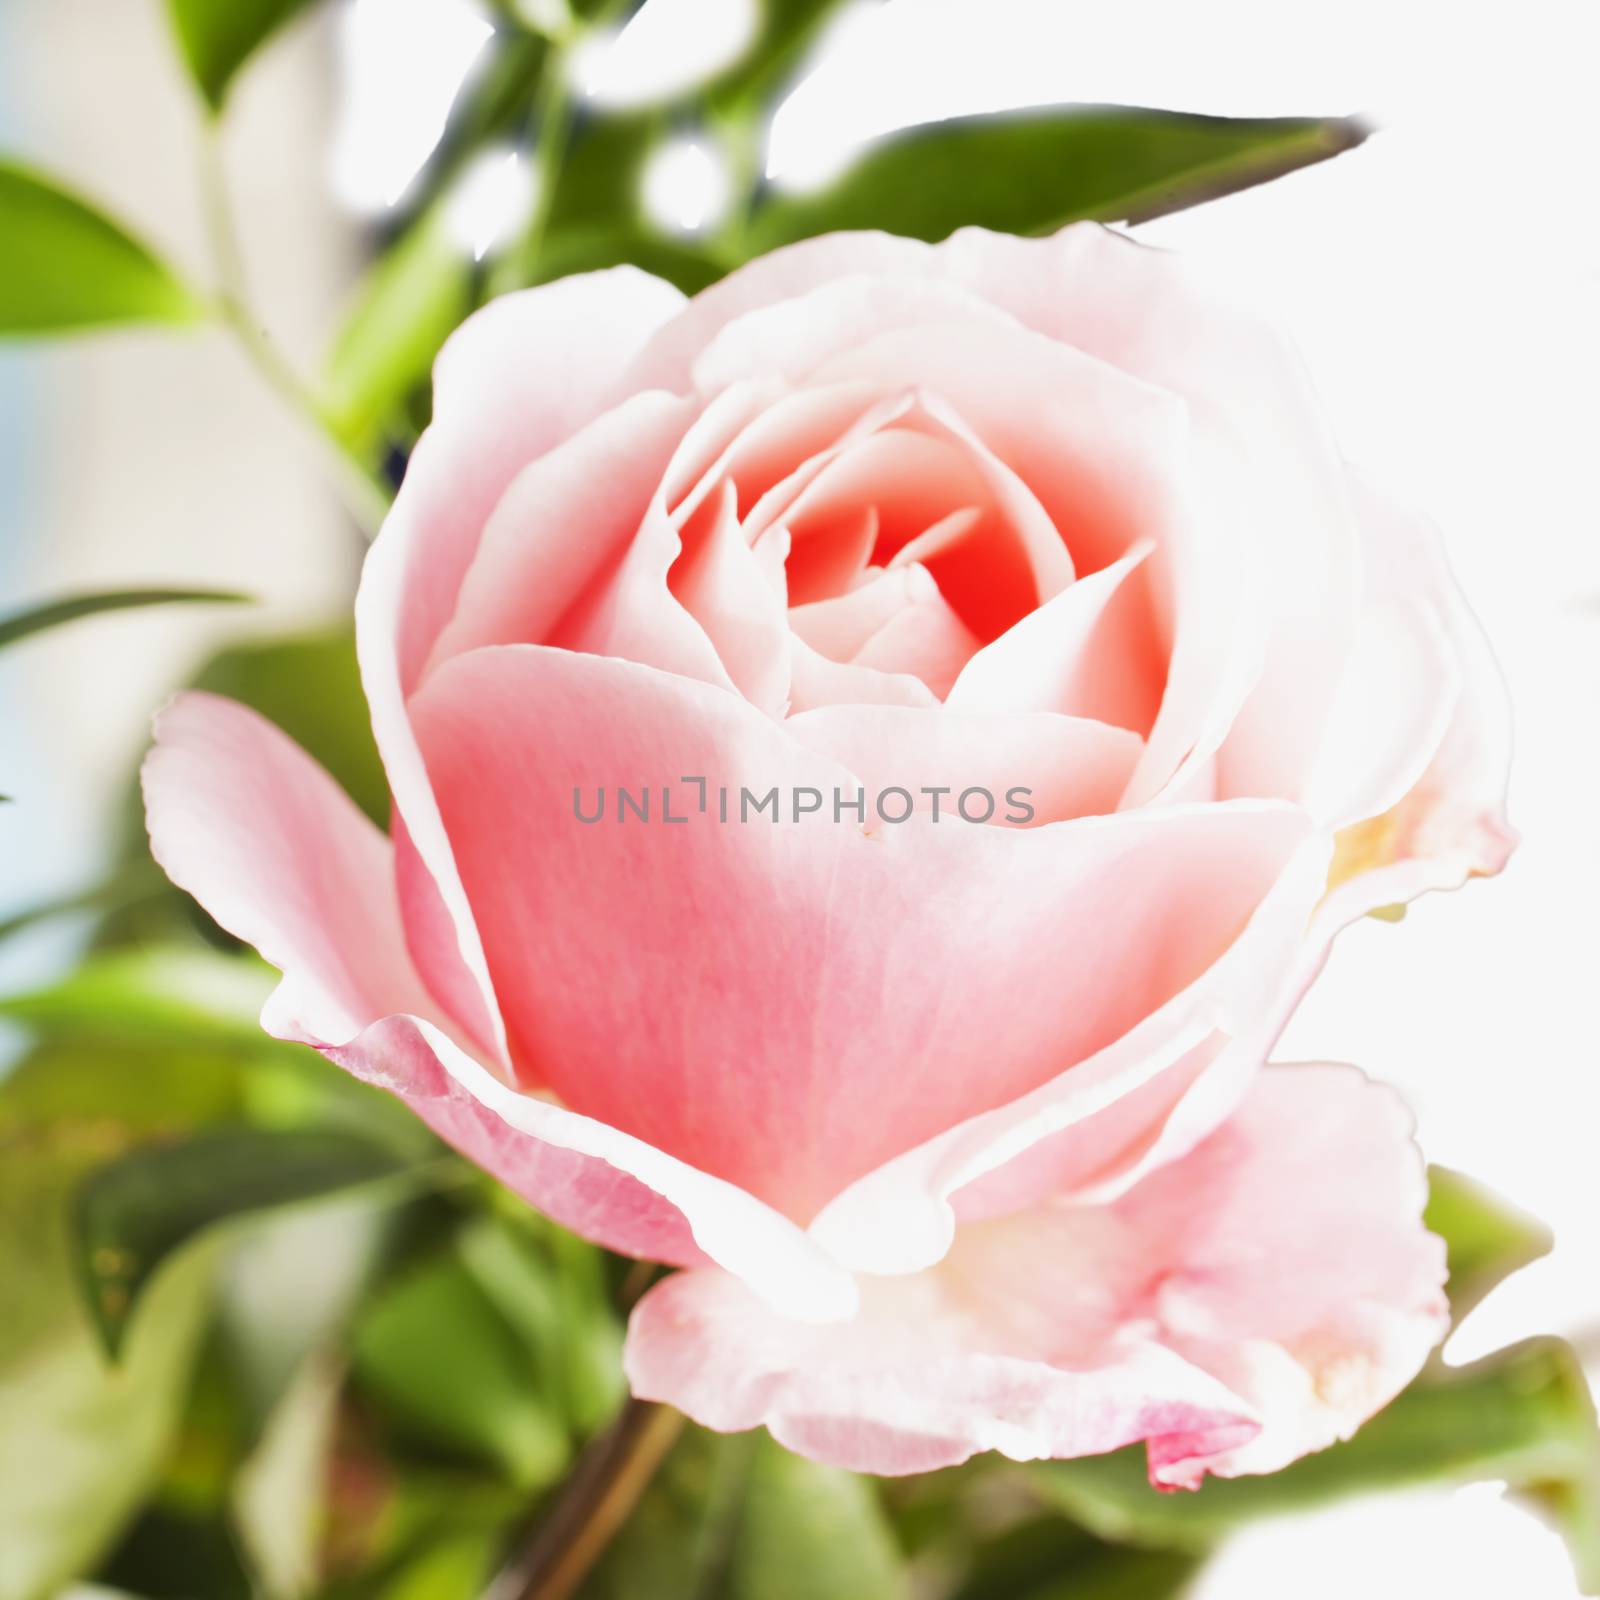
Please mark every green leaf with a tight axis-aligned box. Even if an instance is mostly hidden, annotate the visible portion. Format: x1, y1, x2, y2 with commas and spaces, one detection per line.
526, 226, 728, 295
351, 1250, 570, 1488
0, 160, 203, 335
746, 107, 1368, 253
0, 1129, 217, 1598
581, 1424, 906, 1598
0, 947, 276, 1051
0, 585, 245, 650
322, 205, 474, 453
165, 0, 320, 112
948, 1516, 1199, 1600
1427, 1164, 1553, 1326
457, 1213, 624, 1436
73, 1126, 423, 1358
232, 1352, 344, 1599
702, 0, 851, 118
1029, 1339, 1600, 1591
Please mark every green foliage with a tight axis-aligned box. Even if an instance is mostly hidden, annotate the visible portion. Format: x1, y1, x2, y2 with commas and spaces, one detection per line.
164, 0, 321, 112
1030, 1339, 1600, 1584
746, 107, 1368, 250
1427, 1164, 1554, 1325
0, 160, 201, 335
581, 1423, 906, 1598
0, 588, 249, 651
73, 1126, 428, 1358
351, 1245, 571, 1489
322, 206, 475, 455
0, 1130, 217, 1600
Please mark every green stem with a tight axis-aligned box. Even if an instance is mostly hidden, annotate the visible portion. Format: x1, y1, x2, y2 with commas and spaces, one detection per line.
198, 129, 393, 538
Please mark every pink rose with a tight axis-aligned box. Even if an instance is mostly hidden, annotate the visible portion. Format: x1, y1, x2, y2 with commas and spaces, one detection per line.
144, 224, 1511, 1482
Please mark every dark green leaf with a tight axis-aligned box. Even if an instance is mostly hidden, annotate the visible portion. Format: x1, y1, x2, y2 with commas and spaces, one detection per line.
74, 1126, 422, 1358
746, 107, 1368, 252
1427, 1164, 1553, 1326
0, 1129, 216, 1596
1029, 1339, 1600, 1591
351, 1251, 569, 1487
581, 1424, 906, 1598
165, 0, 320, 112
322, 206, 474, 454
545, 109, 660, 236
702, 0, 851, 118
0, 586, 246, 650
0, 159, 203, 334
526, 226, 729, 294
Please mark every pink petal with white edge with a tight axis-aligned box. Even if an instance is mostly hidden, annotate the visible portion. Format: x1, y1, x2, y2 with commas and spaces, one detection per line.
141, 691, 858, 1321
626, 1064, 1445, 1484
408, 646, 1315, 1223
357, 268, 687, 1063
806, 828, 1331, 1272
1315, 479, 1515, 923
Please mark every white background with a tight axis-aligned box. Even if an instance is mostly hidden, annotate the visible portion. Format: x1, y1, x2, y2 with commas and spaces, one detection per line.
5, 1, 1599, 1593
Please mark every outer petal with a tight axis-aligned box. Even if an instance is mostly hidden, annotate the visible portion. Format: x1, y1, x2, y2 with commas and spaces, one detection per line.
626, 1064, 1446, 1484
357, 268, 686, 1063
806, 829, 1331, 1272
1318, 480, 1516, 921
141, 691, 858, 1321
408, 645, 1318, 1224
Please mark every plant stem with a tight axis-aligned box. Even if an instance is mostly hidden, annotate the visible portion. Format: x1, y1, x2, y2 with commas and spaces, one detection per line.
197, 128, 393, 538
485, 1399, 685, 1600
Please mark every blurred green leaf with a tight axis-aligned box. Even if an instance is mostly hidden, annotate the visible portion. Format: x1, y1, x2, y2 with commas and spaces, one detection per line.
946, 1515, 1199, 1600
525, 225, 728, 295
1030, 1338, 1600, 1591
0, 947, 274, 1050
457, 1213, 624, 1436
0, 1129, 217, 1600
0, 587, 248, 650
581, 1424, 906, 1598
701, 0, 850, 119
0, 1036, 246, 1134
1427, 1164, 1553, 1327
323, 207, 474, 455
165, 0, 320, 112
746, 107, 1368, 252
393, 30, 549, 231
0, 160, 202, 335
74, 1126, 424, 1358
352, 1250, 569, 1488
546, 109, 659, 236
232, 1353, 344, 1599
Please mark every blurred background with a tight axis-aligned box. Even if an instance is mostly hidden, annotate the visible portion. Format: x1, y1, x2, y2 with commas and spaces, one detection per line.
2, 1, 1597, 1595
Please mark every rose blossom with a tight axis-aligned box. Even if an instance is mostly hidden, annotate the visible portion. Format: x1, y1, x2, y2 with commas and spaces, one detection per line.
144, 223, 1512, 1481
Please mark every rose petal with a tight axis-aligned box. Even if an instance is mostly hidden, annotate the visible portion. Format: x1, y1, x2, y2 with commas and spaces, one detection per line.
409, 645, 1317, 1223
141, 690, 859, 1319
1317, 480, 1515, 920
422, 391, 695, 670
358, 269, 686, 1062
806, 827, 1330, 1271
626, 1064, 1445, 1484
783, 703, 1141, 826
